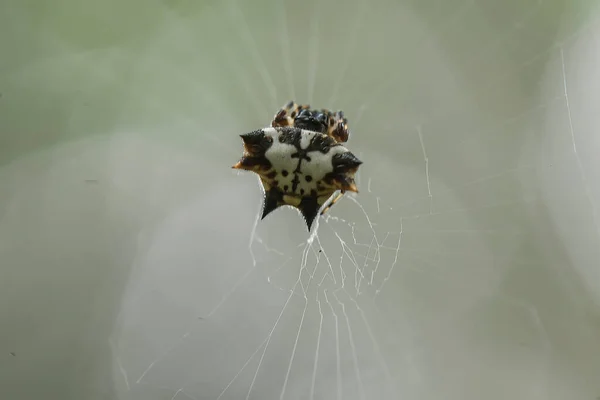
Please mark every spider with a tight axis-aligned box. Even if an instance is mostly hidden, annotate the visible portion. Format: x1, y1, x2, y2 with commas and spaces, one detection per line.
232, 101, 362, 231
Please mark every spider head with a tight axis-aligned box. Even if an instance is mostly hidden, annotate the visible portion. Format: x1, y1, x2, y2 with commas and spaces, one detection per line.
294, 109, 328, 134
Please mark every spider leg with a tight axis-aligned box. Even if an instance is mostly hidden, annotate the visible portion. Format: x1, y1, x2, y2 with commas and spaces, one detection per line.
272, 101, 311, 128
320, 191, 344, 216
329, 110, 349, 143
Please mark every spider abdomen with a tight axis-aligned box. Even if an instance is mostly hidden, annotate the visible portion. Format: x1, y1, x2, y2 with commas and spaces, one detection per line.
264, 127, 349, 196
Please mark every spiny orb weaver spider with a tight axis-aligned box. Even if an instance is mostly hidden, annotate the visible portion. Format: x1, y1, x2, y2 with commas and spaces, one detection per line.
232, 101, 362, 231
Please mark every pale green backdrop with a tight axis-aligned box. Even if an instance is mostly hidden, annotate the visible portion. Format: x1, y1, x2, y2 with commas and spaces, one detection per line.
1, 0, 600, 399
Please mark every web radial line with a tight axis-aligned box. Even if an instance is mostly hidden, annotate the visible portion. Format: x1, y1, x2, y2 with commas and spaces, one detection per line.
307, 0, 320, 104
368, 232, 389, 286
375, 88, 558, 145
239, 231, 319, 400
333, 230, 365, 286
217, 248, 310, 399
524, 11, 599, 68
560, 47, 600, 235
417, 126, 433, 214
267, 257, 294, 288
170, 262, 280, 396
226, 0, 279, 111
377, 164, 536, 212
281, 236, 322, 399
315, 234, 337, 285
356, 235, 377, 295
170, 388, 198, 400
347, 0, 475, 115
110, 341, 130, 392
347, 196, 381, 248
136, 330, 193, 384
221, 47, 271, 118
200, 262, 256, 319
254, 235, 287, 256
244, 341, 273, 400
353, 1, 544, 121
309, 291, 324, 400
336, 234, 348, 288
248, 194, 262, 266
279, 297, 309, 399
374, 219, 402, 298
278, 1, 296, 101
327, 0, 369, 106
332, 290, 366, 400
229, 285, 297, 400
324, 289, 343, 400
215, 336, 269, 400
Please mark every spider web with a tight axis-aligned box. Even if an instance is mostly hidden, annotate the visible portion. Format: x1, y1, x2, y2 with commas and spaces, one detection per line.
98, 0, 600, 399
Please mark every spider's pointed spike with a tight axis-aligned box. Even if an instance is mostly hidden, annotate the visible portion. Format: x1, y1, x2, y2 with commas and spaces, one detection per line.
240, 129, 265, 144
332, 152, 363, 172
298, 196, 321, 231
261, 188, 283, 220
239, 130, 274, 159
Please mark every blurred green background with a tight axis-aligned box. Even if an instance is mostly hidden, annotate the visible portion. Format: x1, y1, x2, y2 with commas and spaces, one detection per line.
1, 0, 600, 399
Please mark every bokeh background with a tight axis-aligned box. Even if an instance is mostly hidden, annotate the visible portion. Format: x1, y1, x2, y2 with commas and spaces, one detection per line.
1, 0, 600, 399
